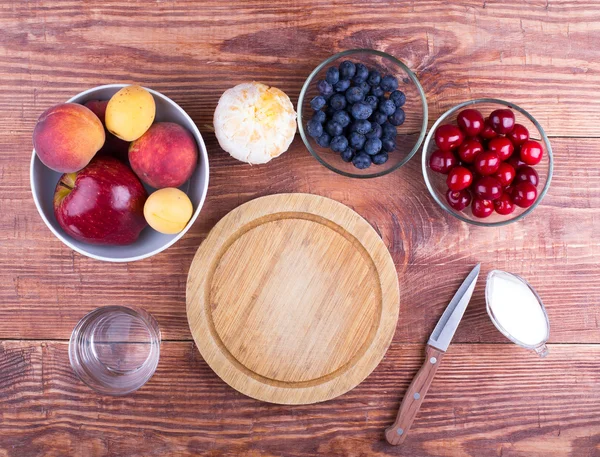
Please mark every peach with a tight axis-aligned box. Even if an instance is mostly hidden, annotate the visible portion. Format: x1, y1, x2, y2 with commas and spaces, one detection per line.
84, 99, 108, 123
84, 100, 130, 163
129, 122, 198, 189
33, 103, 105, 173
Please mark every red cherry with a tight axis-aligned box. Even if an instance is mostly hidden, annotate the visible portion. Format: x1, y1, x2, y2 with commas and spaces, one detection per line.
457, 139, 483, 164
446, 188, 472, 211
494, 192, 516, 215
506, 155, 526, 170
511, 182, 538, 208
457, 109, 484, 136
472, 198, 494, 218
515, 165, 539, 187
479, 118, 498, 140
473, 176, 503, 200
435, 124, 465, 151
474, 151, 501, 176
489, 109, 515, 134
520, 140, 544, 165
507, 123, 529, 146
488, 137, 514, 161
447, 166, 473, 191
429, 149, 458, 174
493, 162, 516, 187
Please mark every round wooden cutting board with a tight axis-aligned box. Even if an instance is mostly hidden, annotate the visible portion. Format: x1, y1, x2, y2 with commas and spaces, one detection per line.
186, 193, 399, 404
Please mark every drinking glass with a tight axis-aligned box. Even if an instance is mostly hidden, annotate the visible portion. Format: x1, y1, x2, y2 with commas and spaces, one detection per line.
69, 306, 161, 395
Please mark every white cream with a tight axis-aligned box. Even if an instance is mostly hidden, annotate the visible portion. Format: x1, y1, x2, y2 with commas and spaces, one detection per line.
486, 270, 549, 347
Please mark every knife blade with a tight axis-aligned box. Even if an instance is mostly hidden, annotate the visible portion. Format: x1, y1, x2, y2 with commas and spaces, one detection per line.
428, 263, 480, 351
385, 263, 481, 446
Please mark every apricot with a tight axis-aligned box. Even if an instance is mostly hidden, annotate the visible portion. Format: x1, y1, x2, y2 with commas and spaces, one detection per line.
129, 122, 198, 189
33, 103, 105, 173
144, 188, 193, 234
105, 85, 155, 141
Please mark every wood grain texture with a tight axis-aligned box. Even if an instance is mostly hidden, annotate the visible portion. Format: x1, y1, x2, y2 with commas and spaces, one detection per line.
186, 194, 399, 404
1, 0, 600, 455
2, 341, 600, 457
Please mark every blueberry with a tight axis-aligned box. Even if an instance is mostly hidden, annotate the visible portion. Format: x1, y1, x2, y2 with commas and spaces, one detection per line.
353, 63, 369, 84
351, 102, 373, 120
380, 75, 399, 92
332, 110, 351, 128
351, 119, 372, 135
378, 99, 396, 116
307, 119, 323, 138
372, 152, 389, 165
340, 148, 354, 162
348, 131, 366, 149
339, 61, 356, 80
370, 86, 384, 98
364, 138, 382, 155
329, 93, 347, 111
366, 123, 382, 139
382, 137, 396, 152
389, 107, 406, 126
317, 79, 333, 97
334, 79, 351, 92
326, 120, 343, 137
316, 132, 331, 147
312, 110, 326, 124
326, 105, 337, 117
326, 66, 340, 85
352, 153, 372, 169
358, 81, 370, 95
367, 70, 381, 87
364, 95, 378, 110
390, 90, 406, 107
382, 122, 398, 138
330, 135, 349, 153
310, 96, 326, 111
371, 111, 388, 125
345, 86, 364, 104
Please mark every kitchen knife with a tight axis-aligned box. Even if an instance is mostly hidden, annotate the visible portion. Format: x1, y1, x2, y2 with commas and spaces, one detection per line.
385, 263, 481, 445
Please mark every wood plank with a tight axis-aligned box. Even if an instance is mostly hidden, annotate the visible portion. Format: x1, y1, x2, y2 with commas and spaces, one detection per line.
0, 1, 599, 136
1, 340, 599, 457
1, 137, 599, 342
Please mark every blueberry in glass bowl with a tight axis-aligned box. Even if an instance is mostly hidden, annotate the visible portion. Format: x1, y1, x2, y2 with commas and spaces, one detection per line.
422, 99, 553, 227
298, 49, 428, 179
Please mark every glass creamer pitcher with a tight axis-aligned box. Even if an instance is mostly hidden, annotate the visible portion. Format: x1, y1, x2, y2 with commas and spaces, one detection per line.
485, 270, 550, 357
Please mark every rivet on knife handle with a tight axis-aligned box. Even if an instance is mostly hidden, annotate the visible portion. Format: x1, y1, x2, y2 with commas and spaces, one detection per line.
385, 345, 445, 445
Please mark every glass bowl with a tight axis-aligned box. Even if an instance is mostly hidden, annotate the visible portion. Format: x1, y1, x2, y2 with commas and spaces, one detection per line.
298, 49, 428, 178
422, 99, 553, 227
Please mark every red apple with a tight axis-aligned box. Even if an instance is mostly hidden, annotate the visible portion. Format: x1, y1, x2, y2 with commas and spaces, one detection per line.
84, 100, 130, 163
54, 156, 148, 245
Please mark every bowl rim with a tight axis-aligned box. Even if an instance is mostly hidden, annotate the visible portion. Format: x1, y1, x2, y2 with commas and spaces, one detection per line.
30, 83, 210, 262
297, 48, 429, 179
421, 98, 554, 227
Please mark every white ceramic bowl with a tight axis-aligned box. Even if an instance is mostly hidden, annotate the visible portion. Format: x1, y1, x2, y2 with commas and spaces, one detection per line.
30, 84, 209, 262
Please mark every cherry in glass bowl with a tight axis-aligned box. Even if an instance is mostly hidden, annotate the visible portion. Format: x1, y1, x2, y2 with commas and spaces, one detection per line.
422, 99, 553, 227
298, 49, 428, 178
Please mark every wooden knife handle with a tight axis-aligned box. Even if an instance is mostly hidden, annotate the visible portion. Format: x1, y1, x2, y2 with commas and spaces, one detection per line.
385, 345, 445, 445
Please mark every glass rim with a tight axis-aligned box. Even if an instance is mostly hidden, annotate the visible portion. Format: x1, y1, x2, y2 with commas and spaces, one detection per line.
298, 48, 429, 179
421, 98, 554, 227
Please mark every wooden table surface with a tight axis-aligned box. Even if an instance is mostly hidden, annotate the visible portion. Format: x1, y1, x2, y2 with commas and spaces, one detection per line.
1, 1, 599, 456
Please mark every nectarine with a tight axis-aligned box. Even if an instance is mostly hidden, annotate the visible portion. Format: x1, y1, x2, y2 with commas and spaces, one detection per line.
129, 122, 198, 189
33, 103, 105, 173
